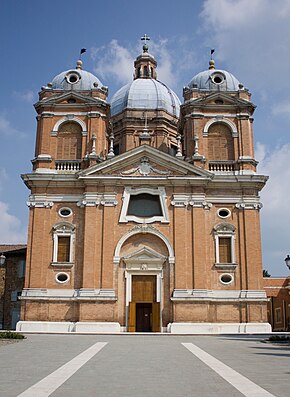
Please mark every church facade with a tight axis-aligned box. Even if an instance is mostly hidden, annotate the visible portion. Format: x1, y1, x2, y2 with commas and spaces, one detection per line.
17, 40, 271, 333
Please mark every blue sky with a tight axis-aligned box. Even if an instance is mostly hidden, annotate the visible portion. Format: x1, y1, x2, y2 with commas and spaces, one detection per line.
1, 0, 290, 276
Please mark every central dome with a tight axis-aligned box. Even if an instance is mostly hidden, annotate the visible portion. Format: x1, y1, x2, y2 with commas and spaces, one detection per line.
111, 79, 181, 117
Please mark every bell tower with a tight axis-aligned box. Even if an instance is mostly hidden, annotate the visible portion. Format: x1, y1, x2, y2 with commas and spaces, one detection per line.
32, 59, 110, 172
180, 58, 257, 173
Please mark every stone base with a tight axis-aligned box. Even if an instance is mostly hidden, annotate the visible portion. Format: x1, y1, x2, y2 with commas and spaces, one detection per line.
16, 321, 121, 333
168, 322, 272, 334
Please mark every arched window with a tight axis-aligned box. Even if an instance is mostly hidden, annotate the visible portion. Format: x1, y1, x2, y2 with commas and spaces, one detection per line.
208, 123, 234, 161
57, 122, 82, 160
144, 66, 148, 77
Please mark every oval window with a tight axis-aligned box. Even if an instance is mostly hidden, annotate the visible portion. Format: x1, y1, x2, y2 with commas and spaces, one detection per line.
218, 208, 231, 219
220, 274, 233, 285
56, 272, 69, 284
66, 72, 80, 84
59, 208, 72, 217
211, 73, 225, 85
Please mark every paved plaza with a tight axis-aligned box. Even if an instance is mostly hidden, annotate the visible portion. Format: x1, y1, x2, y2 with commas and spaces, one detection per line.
0, 334, 289, 397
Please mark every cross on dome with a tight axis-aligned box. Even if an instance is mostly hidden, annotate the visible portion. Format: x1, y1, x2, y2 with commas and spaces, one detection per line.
141, 34, 150, 53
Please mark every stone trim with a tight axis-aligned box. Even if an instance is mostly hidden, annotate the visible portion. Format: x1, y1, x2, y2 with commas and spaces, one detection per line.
171, 194, 212, 209
20, 288, 117, 301
51, 116, 87, 137
203, 117, 238, 137
171, 289, 268, 302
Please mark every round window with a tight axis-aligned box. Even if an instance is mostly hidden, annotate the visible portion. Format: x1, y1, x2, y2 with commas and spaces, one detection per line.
66, 72, 80, 84
59, 208, 72, 218
211, 73, 225, 85
56, 272, 69, 284
217, 208, 231, 219
220, 274, 233, 285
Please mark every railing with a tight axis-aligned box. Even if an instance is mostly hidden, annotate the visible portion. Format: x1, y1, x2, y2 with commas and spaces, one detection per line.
208, 161, 236, 172
55, 160, 82, 172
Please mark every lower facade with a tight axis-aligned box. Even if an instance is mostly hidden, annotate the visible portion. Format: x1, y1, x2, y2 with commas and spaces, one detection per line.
17, 286, 271, 334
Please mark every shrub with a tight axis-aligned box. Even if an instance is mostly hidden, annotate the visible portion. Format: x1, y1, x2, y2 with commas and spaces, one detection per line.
0, 331, 25, 339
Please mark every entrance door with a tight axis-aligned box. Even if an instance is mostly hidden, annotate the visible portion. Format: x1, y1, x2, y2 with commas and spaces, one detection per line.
128, 275, 160, 332
136, 303, 152, 332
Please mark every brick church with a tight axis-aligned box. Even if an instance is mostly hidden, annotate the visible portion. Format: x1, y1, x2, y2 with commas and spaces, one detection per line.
17, 38, 271, 333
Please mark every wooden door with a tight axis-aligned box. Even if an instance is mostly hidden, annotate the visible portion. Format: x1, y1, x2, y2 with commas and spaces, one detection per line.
128, 302, 136, 332
152, 302, 160, 332
132, 275, 156, 302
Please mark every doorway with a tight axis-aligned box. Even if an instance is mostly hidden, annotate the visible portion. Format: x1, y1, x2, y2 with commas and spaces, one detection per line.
136, 303, 152, 332
128, 275, 160, 332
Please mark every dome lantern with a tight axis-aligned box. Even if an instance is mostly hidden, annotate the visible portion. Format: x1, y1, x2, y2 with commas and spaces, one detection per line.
133, 34, 157, 80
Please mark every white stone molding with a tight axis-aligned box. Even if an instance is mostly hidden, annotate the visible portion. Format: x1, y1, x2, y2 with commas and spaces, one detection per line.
123, 247, 166, 306
77, 193, 117, 207
171, 289, 268, 301
171, 194, 212, 209
121, 156, 171, 176
51, 116, 87, 137
119, 187, 169, 224
114, 225, 175, 265
168, 322, 271, 334
27, 200, 54, 208
203, 117, 238, 137
235, 202, 263, 210
20, 288, 117, 301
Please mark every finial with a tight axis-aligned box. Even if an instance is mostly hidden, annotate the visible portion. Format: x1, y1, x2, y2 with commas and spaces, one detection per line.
107, 133, 115, 159
209, 59, 215, 70
141, 34, 150, 53
76, 60, 83, 70
209, 48, 215, 69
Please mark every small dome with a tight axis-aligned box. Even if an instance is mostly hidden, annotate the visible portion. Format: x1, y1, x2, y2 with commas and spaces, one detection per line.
111, 79, 181, 117
50, 67, 103, 91
188, 69, 241, 91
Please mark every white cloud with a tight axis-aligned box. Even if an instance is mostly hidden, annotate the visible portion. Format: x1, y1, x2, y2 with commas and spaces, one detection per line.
91, 37, 196, 92
92, 40, 134, 85
0, 168, 8, 191
13, 90, 35, 103
272, 101, 290, 115
0, 201, 26, 244
200, 0, 290, 95
0, 113, 26, 137
256, 142, 290, 274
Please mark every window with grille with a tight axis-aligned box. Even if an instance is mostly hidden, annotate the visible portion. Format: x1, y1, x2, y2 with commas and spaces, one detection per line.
57, 122, 82, 160
57, 236, 70, 262
219, 237, 232, 263
208, 123, 234, 161
127, 194, 162, 218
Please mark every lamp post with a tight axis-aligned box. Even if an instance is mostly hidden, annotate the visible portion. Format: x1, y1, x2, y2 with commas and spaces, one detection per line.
0, 253, 6, 267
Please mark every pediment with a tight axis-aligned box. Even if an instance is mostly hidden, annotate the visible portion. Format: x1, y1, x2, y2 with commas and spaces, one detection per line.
37, 92, 103, 106
191, 92, 254, 108
78, 145, 212, 179
123, 247, 167, 262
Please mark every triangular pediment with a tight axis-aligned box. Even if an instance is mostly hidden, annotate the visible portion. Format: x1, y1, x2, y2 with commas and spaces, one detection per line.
78, 145, 213, 179
190, 92, 255, 109
36, 91, 105, 107
123, 247, 167, 261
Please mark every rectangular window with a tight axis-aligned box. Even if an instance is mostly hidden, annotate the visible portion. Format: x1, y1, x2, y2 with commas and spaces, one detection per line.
275, 307, 282, 323
57, 236, 70, 262
219, 237, 231, 263
18, 259, 26, 278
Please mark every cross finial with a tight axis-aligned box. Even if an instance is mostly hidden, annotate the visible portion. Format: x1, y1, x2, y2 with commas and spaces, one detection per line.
141, 34, 150, 53
141, 34, 150, 44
